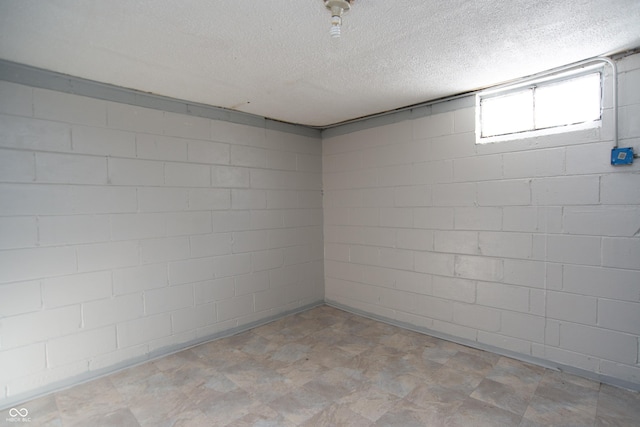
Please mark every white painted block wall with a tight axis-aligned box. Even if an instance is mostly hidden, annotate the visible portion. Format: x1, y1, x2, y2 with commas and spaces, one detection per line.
324, 52, 640, 388
0, 85, 324, 402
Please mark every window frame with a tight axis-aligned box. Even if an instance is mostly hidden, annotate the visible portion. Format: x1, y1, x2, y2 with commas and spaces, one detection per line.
475, 65, 604, 144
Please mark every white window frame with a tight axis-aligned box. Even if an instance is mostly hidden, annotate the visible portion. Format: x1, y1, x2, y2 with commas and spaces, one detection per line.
475, 65, 604, 144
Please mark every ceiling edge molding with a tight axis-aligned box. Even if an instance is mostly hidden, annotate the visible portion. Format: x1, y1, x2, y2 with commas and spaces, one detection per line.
0, 59, 481, 139
320, 95, 476, 139
0, 59, 322, 139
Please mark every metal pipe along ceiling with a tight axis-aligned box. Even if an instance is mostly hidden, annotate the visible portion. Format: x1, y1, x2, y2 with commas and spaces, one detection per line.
320, 56, 619, 150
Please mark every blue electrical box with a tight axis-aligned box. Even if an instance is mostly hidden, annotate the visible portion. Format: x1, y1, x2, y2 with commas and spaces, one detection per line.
611, 147, 634, 165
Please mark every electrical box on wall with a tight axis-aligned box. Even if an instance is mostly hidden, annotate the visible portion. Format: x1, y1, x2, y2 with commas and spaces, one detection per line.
611, 147, 634, 165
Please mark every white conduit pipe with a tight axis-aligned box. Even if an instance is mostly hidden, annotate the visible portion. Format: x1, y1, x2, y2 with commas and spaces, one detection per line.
320, 56, 619, 150
599, 57, 618, 149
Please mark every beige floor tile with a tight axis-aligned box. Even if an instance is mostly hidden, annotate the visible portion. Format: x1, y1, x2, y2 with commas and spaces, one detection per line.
66, 407, 140, 427
267, 386, 332, 425
405, 383, 471, 408
446, 396, 523, 427
486, 356, 545, 395
470, 377, 533, 416
596, 383, 640, 426
55, 377, 125, 423
425, 365, 486, 395
375, 398, 456, 427
195, 387, 259, 425
302, 403, 373, 427
339, 385, 401, 422
15, 394, 61, 426
8, 305, 638, 426
524, 371, 599, 426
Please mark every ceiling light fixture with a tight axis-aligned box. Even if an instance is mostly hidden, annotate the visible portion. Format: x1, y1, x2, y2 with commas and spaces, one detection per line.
324, 0, 351, 38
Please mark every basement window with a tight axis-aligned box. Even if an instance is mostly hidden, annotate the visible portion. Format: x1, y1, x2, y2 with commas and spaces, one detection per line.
476, 69, 603, 144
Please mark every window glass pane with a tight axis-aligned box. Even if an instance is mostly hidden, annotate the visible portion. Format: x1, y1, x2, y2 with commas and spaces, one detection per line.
534, 73, 601, 129
481, 89, 534, 137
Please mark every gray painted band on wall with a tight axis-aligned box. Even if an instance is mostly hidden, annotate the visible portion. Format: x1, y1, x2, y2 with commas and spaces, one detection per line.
0, 58, 479, 139
0, 59, 321, 139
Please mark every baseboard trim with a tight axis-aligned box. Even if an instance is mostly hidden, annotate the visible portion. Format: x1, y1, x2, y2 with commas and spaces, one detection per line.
0, 300, 325, 410
325, 299, 640, 392
4, 298, 637, 410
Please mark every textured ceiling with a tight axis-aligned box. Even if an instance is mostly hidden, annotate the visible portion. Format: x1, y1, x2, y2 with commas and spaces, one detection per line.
1, 0, 639, 127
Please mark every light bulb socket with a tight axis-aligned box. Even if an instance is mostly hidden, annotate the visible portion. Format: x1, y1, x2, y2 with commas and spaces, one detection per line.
325, 0, 351, 15
324, 0, 350, 38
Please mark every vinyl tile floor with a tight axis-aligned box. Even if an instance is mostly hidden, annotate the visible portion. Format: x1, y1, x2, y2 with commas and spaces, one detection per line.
8, 305, 640, 426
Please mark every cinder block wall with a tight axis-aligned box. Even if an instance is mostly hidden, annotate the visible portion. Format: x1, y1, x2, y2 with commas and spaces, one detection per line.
323, 52, 640, 388
0, 83, 324, 403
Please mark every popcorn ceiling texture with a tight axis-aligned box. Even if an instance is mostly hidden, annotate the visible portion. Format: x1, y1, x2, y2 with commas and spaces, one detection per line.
0, 1, 638, 126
